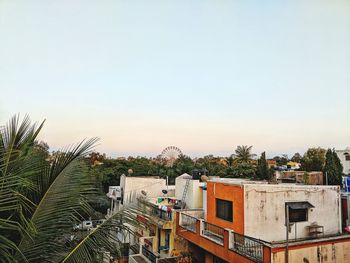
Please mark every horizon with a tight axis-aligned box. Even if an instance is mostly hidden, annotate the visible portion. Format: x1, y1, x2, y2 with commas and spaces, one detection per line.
1, 0, 349, 157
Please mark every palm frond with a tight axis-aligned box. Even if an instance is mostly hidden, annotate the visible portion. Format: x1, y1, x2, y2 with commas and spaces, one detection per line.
0, 115, 45, 262
61, 205, 146, 263
18, 138, 99, 263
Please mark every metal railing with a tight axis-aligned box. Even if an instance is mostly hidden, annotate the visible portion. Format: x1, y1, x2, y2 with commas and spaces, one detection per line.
153, 207, 172, 221
129, 243, 140, 254
142, 245, 159, 263
202, 221, 224, 245
180, 213, 197, 233
229, 232, 263, 263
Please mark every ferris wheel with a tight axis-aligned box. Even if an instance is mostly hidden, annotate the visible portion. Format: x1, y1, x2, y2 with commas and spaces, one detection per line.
161, 146, 183, 167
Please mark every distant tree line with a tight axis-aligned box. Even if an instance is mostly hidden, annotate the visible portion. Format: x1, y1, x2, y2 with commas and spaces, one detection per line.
85, 146, 345, 199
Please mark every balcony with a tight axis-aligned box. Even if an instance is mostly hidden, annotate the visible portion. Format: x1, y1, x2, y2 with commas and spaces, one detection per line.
142, 245, 159, 263
151, 207, 172, 221
229, 231, 263, 263
176, 211, 267, 263
138, 198, 173, 222
179, 213, 197, 233
202, 221, 225, 245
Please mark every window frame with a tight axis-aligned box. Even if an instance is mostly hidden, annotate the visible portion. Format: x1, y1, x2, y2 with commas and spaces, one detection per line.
288, 207, 308, 223
216, 198, 233, 222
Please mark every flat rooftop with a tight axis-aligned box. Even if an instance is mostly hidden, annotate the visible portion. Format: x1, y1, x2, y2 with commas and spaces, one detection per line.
207, 178, 340, 190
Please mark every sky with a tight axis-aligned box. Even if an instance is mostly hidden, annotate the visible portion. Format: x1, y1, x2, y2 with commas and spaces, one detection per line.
0, 0, 349, 158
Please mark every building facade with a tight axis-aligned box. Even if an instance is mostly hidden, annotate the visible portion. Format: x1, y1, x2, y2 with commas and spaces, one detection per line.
336, 147, 350, 175
176, 178, 350, 263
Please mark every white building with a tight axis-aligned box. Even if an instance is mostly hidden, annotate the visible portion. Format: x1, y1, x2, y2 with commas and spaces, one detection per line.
106, 174, 168, 216
336, 147, 350, 175
243, 183, 341, 242
175, 173, 205, 209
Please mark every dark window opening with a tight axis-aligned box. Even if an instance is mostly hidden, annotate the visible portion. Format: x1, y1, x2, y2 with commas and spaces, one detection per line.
289, 208, 308, 222
216, 199, 233, 222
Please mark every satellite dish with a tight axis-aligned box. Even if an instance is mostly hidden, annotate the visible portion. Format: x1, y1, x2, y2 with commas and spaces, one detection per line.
201, 175, 209, 182
162, 190, 168, 194
141, 190, 147, 196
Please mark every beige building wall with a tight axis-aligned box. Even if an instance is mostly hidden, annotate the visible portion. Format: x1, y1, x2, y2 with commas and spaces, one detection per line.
244, 184, 341, 242
336, 148, 350, 175
120, 174, 167, 205
175, 174, 204, 209
272, 240, 350, 263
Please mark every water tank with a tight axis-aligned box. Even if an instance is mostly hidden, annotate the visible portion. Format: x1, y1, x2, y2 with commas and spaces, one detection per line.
192, 168, 209, 180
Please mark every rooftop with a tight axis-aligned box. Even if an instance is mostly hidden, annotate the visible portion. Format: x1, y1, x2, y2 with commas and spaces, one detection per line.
207, 178, 340, 190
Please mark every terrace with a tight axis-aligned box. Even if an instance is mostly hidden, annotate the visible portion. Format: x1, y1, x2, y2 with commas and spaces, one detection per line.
177, 210, 267, 263
129, 236, 181, 263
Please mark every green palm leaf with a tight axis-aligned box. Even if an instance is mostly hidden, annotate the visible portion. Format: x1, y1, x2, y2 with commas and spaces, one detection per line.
61, 205, 146, 263
19, 138, 98, 263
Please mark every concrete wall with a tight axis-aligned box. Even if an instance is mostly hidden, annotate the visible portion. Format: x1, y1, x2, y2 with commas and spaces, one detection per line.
175, 175, 204, 209
206, 182, 245, 234
336, 148, 350, 175
276, 171, 323, 185
244, 184, 341, 242
120, 175, 167, 205
272, 238, 350, 263
203, 189, 207, 220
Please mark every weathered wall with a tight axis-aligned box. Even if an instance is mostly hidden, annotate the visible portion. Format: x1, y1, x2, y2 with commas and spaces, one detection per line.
206, 182, 244, 234
175, 175, 203, 209
176, 213, 254, 263
272, 238, 350, 263
244, 184, 341, 242
121, 175, 167, 205
277, 171, 324, 185
336, 148, 350, 175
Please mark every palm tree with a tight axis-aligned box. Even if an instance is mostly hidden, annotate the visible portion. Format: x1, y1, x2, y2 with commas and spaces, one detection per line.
232, 145, 257, 164
0, 115, 140, 263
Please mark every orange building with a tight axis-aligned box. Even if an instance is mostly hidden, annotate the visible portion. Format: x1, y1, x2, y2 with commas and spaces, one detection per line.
176, 178, 350, 263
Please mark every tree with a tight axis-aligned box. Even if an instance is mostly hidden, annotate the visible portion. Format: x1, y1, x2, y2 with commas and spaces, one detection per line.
291, 152, 302, 163
233, 145, 256, 164
324, 149, 343, 186
273, 154, 289, 166
256, 152, 272, 180
0, 115, 139, 263
227, 163, 256, 178
301, 147, 326, 171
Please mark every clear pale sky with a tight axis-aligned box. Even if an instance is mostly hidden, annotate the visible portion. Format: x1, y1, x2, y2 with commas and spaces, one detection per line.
0, 0, 349, 157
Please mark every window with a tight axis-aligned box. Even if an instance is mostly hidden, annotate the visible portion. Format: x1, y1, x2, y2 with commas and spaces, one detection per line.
286, 201, 313, 223
345, 153, 350, 161
289, 208, 308, 222
165, 231, 170, 248
216, 199, 233, 222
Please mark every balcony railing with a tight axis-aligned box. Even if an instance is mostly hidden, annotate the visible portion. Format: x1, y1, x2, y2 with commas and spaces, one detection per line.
202, 221, 224, 245
177, 211, 267, 263
138, 199, 172, 221
157, 257, 180, 263
152, 207, 172, 221
180, 213, 197, 233
142, 245, 159, 263
129, 243, 140, 254
229, 232, 264, 263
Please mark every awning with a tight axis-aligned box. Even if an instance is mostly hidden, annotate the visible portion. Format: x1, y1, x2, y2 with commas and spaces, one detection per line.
286, 201, 314, 209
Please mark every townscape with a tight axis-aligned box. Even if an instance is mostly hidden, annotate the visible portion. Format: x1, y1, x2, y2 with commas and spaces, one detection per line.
1, 116, 349, 263
1, 1, 349, 263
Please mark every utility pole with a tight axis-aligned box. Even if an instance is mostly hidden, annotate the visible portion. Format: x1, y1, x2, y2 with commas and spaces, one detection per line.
285, 204, 289, 263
